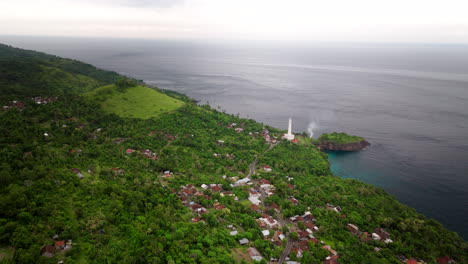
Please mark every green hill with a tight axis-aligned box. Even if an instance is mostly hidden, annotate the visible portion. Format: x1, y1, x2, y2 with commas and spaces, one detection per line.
86, 84, 185, 119
0, 43, 121, 97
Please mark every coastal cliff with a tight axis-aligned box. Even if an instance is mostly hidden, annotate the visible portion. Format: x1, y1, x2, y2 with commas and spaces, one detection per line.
317, 132, 370, 151
318, 139, 370, 151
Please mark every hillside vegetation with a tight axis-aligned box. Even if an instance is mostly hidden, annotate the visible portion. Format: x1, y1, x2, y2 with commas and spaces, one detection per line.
0, 44, 466, 264
86, 84, 185, 119
0, 43, 121, 96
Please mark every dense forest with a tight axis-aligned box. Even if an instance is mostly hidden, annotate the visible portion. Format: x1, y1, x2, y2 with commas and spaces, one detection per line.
0, 44, 466, 264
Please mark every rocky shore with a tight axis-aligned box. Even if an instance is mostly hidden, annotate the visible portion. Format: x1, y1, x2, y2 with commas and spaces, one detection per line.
317, 140, 370, 151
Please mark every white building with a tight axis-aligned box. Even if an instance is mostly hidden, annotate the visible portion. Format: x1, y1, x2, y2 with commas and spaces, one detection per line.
283, 118, 295, 141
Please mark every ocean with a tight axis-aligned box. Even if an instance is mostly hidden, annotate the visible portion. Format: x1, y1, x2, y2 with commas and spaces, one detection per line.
2, 36, 467, 239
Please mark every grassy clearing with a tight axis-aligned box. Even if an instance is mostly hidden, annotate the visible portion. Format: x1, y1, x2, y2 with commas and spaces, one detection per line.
86, 85, 184, 119
0, 247, 14, 261
231, 248, 251, 263
318, 132, 364, 144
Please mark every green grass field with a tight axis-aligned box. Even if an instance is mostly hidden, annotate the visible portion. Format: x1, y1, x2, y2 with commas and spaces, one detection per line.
86, 85, 184, 119
318, 132, 364, 144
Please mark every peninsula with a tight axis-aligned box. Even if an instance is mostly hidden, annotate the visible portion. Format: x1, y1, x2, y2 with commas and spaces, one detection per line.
317, 132, 371, 152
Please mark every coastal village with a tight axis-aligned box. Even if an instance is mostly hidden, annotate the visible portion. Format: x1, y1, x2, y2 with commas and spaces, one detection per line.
19, 109, 455, 264
3, 99, 458, 263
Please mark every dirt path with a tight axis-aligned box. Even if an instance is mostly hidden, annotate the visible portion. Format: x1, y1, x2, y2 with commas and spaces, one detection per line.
278, 239, 293, 264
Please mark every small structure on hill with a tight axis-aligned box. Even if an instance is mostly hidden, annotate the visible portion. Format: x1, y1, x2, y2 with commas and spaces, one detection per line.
283, 117, 295, 141
239, 238, 249, 245
40, 245, 55, 257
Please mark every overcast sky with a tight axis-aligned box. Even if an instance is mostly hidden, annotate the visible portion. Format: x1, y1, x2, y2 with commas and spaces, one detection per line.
1, 0, 467, 43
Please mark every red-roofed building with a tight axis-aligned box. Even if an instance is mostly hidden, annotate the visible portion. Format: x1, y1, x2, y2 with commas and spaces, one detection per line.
251, 204, 260, 211
289, 197, 299, 205
262, 165, 272, 172
211, 185, 222, 192
406, 259, 418, 264
40, 245, 55, 257
215, 204, 226, 210
126, 149, 135, 154
259, 179, 270, 185
270, 203, 280, 212
436, 256, 455, 264
55, 240, 65, 249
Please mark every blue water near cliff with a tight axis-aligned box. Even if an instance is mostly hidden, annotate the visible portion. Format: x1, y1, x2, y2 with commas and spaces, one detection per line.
1, 36, 467, 239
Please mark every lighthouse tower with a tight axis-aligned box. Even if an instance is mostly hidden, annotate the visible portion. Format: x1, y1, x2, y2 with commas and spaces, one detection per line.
284, 117, 295, 141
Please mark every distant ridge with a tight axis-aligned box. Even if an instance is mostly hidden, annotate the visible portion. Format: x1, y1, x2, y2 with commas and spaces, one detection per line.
0, 43, 121, 96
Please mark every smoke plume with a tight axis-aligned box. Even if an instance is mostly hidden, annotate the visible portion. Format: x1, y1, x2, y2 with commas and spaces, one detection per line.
307, 121, 318, 138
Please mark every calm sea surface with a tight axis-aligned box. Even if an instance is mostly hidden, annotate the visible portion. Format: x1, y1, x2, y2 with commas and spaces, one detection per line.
2, 36, 467, 239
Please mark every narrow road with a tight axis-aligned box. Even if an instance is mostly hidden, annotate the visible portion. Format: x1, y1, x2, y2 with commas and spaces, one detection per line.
278, 239, 293, 264
247, 157, 258, 178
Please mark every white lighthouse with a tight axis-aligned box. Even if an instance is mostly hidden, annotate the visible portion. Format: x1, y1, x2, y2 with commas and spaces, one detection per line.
284, 117, 295, 141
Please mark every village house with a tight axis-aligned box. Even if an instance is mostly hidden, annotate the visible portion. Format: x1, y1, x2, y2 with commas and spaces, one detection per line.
239, 238, 249, 245
40, 245, 55, 257
257, 216, 279, 229
141, 149, 157, 160
191, 203, 207, 214
64, 240, 72, 250
372, 232, 381, 240
269, 202, 281, 213
251, 204, 260, 211
163, 170, 173, 178
262, 165, 272, 172
326, 203, 342, 213
210, 184, 223, 192
233, 177, 251, 187
261, 230, 270, 237
347, 223, 360, 235
214, 203, 226, 210
55, 240, 65, 249
191, 217, 204, 223
247, 247, 263, 262
322, 245, 338, 256
374, 228, 391, 241
324, 255, 339, 264
288, 197, 299, 205
111, 168, 125, 175
436, 256, 455, 264
235, 127, 244, 133
248, 189, 261, 205
70, 168, 84, 179
126, 148, 135, 154
32, 96, 58, 104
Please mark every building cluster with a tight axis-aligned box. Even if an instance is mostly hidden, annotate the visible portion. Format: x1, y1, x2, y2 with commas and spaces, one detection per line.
2, 100, 25, 110
32, 96, 58, 104
148, 130, 176, 141
177, 183, 239, 223
40, 235, 72, 259
347, 224, 393, 244
125, 148, 158, 160
3, 97, 58, 111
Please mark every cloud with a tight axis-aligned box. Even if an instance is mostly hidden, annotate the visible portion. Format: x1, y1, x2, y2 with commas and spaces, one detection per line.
0, 0, 468, 42
86, 0, 186, 8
